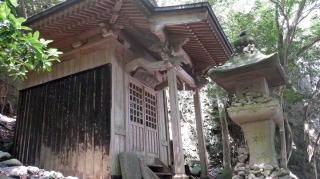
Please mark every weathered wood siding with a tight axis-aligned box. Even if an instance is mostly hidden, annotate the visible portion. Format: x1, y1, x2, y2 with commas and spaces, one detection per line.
14, 64, 112, 178
22, 39, 112, 90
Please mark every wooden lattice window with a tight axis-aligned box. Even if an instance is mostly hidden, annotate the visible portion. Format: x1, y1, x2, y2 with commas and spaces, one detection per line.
129, 83, 143, 124
145, 91, 157, 129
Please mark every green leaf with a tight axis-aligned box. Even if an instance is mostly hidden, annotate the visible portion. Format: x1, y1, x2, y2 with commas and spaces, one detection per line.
33, 31, 40, 40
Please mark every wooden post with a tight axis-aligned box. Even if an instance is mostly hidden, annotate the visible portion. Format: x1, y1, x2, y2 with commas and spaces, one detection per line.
193, 88, 209, 179
167, 67, 187, 178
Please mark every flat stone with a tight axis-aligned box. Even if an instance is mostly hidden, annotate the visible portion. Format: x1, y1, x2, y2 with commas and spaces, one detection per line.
0, 159, 23, 167
236, 163, 245, 167
250, 164, 260, 171
27, 166, 40, 175
0, 151, 12, 162
249, 170, 261, 174
264, 165, 273, 170
119, 152, 142, 179
0, 166, 28, 177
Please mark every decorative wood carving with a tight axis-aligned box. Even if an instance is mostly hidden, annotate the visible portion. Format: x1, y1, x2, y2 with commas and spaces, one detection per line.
125, 58, 172, 73
72, 41, 82, 48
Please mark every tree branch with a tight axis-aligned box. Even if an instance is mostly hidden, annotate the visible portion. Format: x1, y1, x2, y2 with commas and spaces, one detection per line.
270, 0, 290, 29
299, 3, 320, 24
295, 36, 320, 57
310, 132, 320, 162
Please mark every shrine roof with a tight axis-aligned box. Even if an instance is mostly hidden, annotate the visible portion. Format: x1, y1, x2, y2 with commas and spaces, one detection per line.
25, 0, 233, 77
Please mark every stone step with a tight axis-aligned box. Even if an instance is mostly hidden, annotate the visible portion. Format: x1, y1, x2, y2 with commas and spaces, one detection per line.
147, 164, 164, 168
154, 172, 173, 176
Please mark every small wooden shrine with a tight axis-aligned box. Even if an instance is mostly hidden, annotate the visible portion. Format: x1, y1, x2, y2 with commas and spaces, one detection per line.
13, 0, 232, 178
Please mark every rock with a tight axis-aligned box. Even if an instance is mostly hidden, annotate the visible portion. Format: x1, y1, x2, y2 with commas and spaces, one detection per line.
263, 169, 271, 177
271, 171, 279, 177
234, 166, 238, 172
278, 168, 290, 177
237, 154, 248, 163
0, 166, 28, 177
250, 164, 260, 171
238, 170, 246, 177
236, 163, 245, 167
0, 142, 13, 153
238, 167, 246, 171
0, 151, 12, 162
47, 171, 64, 178
264, 164, 273, 170
0, 159, 23, 167
31, 175, 40, 179
232, 175, 241, 179
64, 177, 79, 179
258, 163, 265, 169
249, 170, 261, 175
39, 170, 51, 179
278, 175, 291, 179
237, 147, 249, 155
0, 114, 16, 131
248, 173, 256, 179
28, 166, 40, 175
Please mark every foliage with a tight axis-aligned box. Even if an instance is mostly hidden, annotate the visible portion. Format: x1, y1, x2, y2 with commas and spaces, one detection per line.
0, 0, 62, 79
17, 0, 65, 18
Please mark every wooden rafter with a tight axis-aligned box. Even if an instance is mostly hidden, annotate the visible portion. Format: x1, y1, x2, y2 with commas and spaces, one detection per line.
109, 0, 123, 24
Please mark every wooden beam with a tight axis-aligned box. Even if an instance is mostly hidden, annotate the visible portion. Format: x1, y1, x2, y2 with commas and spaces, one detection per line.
175, 48, 193, 67
125, 58, 172, 72
167, 67, 186, 177
109, 0, 123, 24
194, 88, 209, 178
155, 80, 168, 91
176, 66, 196, 88
148, 10, 207, 42
168, 34, 190, 51
50, 26, 106, 49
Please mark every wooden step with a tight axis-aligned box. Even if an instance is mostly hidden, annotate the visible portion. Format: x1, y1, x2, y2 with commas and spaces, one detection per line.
154, 172, 173, 176
147, 164, 164, 168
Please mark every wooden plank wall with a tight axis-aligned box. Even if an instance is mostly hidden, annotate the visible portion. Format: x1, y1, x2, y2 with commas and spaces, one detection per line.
22, 39, 112, 90
14, 64, 112, 179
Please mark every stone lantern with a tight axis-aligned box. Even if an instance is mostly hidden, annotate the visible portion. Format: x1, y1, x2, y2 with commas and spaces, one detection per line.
208, 31, 290, 178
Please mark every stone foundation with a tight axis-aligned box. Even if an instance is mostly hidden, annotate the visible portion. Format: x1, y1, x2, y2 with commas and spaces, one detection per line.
233, 162, 291, 179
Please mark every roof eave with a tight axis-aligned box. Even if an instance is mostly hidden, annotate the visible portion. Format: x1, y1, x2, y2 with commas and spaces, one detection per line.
140, 0, 233, 55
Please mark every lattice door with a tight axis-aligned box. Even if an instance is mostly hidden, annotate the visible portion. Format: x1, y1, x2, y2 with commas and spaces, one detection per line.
128, 79, 159, 157
144, 89, 158, 157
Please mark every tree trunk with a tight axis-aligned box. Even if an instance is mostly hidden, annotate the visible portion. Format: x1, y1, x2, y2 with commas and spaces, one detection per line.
30, 0, 36, 15
216, 86, 231, 169
19, 0, 27, 18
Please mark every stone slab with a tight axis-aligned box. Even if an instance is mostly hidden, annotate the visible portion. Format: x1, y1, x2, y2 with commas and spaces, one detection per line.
241, 120, 278, 166
119, 152, 142, 179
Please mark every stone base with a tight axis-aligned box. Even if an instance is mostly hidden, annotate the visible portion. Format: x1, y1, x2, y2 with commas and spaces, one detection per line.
241, 120, 278, 166
233, 162, 290, 179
